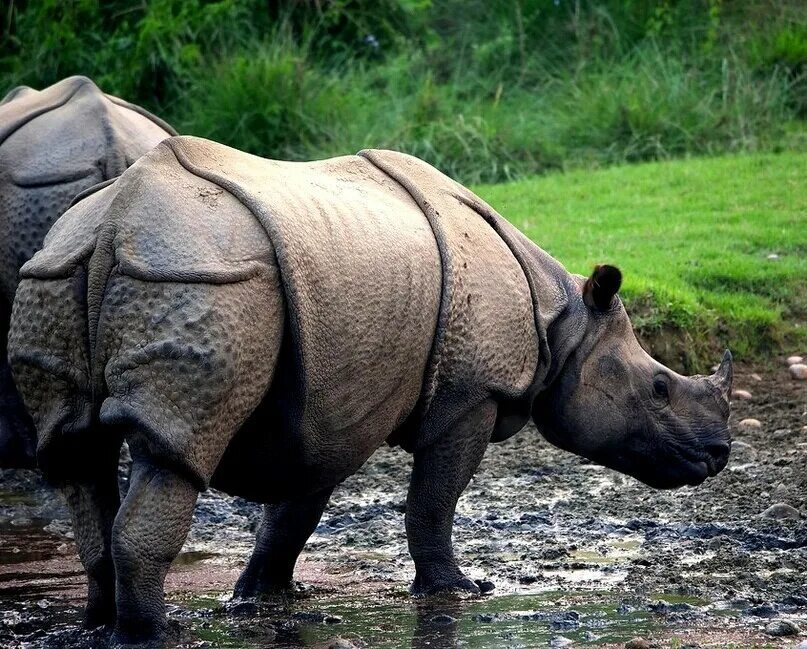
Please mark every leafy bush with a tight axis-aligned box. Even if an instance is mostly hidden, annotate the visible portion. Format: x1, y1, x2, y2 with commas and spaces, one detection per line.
1, 0, 805, 182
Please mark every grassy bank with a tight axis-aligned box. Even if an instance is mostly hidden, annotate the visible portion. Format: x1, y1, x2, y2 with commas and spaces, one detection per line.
475, 152, 806, 370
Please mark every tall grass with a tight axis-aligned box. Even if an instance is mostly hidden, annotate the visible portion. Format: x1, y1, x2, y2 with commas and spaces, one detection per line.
2, 0, 805, 183
178, 34, 802, 183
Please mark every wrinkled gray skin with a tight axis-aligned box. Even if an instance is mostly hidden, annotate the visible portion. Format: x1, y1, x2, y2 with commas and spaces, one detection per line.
8, 138, 732, 649
0, 76, 175, 467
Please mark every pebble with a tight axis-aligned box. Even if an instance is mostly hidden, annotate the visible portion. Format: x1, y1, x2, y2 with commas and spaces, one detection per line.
625, 639, 651, 649
731, 389, 753, 400
789, 363, 807, 380
730, 440, 757, 462
737, 418, 762, 430
549, 637, 573, 647
429, 613, 457, 625
786, 355, 803, 366
475, 579, 496, 594
750, 372, 762, 381
328, 640, 358, 649
766, 253, 780, 259
764, 619, 799, 636
744, 603, 778, 617
760, 503, 801, 519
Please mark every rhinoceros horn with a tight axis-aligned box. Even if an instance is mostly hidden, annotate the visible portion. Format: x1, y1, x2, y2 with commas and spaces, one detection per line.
707, 349, 733, 400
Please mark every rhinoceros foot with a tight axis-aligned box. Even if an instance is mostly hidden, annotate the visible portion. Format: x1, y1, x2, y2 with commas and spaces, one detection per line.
411, 570, 482, 597
232, 575, 307, 600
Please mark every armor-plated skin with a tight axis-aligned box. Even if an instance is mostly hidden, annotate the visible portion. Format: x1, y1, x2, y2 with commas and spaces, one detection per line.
0, 76, 175, 467
8, 137, 733, 648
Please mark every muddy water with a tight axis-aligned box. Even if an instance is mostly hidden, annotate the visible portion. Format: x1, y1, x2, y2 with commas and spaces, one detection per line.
1, 365, 805, 648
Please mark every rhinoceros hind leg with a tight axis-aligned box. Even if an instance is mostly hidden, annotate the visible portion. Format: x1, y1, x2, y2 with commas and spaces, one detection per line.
61, 441, 122, 628
406, 400, 496, 596
110, 455, 198, 648
234, 487, 334, 599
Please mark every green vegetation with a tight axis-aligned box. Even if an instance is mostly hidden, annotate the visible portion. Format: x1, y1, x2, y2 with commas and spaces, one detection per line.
2, 1, 805, 183
477, 152, 806, 369
1, 1, 804, 366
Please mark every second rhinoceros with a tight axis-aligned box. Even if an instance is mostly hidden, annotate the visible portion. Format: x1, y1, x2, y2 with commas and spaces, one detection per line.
9, 136, 733, 648
0, 75, 175, 467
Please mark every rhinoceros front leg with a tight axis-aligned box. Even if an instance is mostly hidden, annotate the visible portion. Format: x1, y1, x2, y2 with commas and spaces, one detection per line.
234, 487, 334, 598
110, 455, 198, 649
406, 399, 497, 596
61, 447, 122, 628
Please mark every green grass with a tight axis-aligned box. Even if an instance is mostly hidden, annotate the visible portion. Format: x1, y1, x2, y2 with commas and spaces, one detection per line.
474, 152, 806, 370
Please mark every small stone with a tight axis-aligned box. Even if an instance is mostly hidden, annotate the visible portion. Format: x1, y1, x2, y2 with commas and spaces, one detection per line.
549, 636, 573, 647
786, 355, 803, 366
767, 253, 780, 260
430, 613, 457, 626
744, 603, 778, 617
732, 389, 753, 400
474, 612, 497, 623
328, 640, 358, 649
760, 503, 801, 519
625, 639, 651, 649
737, 418, 762, 430
730, 440, 757, 462
789, 363, 807, 380
764, 619, 799, 636
475, 579, 496, 594
324, 615, 342, 625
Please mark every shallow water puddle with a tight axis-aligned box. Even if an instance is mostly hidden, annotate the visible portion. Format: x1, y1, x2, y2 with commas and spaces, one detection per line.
173, 589, 675, 648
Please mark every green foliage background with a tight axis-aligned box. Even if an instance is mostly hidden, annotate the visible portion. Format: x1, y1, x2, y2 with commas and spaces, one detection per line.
1, 1, 805, 366
2, 0, 805, 183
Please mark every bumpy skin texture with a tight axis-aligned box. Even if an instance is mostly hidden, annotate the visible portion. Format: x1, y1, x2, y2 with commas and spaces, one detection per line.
0, 75, 175, 468
9, 137, 733, 647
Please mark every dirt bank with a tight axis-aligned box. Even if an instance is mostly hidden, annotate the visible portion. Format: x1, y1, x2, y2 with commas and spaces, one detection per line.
0, 363, 804, 648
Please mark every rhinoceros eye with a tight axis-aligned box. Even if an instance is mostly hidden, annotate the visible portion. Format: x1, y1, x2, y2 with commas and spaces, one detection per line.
653, 375, 670, 400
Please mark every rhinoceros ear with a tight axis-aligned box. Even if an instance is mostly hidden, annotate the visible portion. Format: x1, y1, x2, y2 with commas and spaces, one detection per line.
583, 264, 622, 311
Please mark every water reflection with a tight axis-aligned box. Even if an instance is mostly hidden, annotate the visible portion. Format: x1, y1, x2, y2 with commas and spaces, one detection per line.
411, 597, 465, 649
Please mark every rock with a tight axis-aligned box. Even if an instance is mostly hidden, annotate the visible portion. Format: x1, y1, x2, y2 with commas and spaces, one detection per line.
549, 637, 573, 647
794, 640, 807, 649
731, 389, 753, 400
324, 615, 342, 625
227, 601, 259, 617
730, 441, 757, 462
327, 640, 358, 649
649, 600, 695, 615
474, 579, 496, 594
789, 363, 807, 380
766, 253, 780, 259
473, 613, 498, 623
786, 355, 803, 366
760, 503, 801, 520
625, 639, 651, 649
429, 613, 457, 625
749, 372, 762, 381
764, 619, 799, 636
744, 603, 778, 617
737, 418, 762, 431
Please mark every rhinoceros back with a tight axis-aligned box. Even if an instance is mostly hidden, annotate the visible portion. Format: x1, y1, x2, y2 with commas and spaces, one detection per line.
11, 136, 539, 489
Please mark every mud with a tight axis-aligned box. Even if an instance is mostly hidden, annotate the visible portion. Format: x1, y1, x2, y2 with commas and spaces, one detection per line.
0, 363, 804, 648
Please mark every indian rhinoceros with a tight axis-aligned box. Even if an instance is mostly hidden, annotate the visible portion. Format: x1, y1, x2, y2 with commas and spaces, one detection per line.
8, 136, 733, 648
0, 75, 175, 467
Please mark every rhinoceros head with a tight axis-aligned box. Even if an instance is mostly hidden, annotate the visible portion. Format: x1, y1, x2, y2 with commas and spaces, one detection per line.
532, 265, 733, 489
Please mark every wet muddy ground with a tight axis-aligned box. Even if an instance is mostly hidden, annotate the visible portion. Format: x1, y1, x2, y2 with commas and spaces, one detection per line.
0, 363, 804, 648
